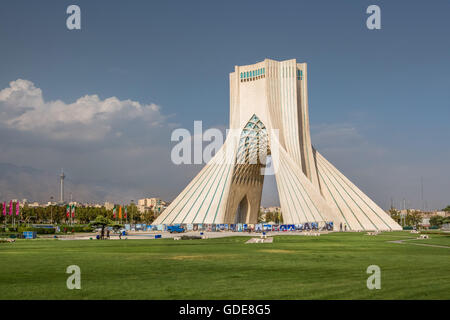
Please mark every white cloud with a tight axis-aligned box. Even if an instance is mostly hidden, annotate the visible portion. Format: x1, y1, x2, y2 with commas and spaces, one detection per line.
0, 79, 166, 141
0, 79, 181, 204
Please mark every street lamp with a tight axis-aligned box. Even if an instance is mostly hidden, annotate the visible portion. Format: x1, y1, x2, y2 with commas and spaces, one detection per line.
131, 200, 134, 224
50, 196, 54, 224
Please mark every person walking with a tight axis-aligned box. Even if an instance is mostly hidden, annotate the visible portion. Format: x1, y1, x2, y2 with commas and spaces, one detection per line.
106, 228, 110, 239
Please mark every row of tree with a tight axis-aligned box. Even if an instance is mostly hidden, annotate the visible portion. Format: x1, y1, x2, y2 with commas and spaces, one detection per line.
2, 203, 447, 227
258, 211, 283, 224
389, 207, 450, 228
388, 209, 423, 227
0, 203, 157, 225
429, 215, 450, 227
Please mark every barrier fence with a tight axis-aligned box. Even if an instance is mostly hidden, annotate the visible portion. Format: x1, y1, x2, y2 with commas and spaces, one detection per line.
124, 222, 334, 232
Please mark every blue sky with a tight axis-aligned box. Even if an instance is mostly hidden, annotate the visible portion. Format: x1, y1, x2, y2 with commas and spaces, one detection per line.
0, 0, 449, 210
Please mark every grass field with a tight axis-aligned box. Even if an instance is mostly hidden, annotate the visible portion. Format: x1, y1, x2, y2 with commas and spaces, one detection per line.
0, 231, 449, 300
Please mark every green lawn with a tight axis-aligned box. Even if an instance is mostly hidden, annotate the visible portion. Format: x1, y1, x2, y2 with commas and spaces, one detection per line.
0, 231, 449, 300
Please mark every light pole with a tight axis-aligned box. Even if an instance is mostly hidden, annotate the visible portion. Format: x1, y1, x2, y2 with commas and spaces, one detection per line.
131, 200, 134, 225
50, 196, 54, 224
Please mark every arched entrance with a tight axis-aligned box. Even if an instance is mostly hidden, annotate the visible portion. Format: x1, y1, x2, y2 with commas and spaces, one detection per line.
234, 195, 250, 223
224, 114, 270, 224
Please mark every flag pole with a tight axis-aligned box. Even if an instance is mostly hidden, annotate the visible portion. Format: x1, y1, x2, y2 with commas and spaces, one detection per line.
12, 201, 14, 229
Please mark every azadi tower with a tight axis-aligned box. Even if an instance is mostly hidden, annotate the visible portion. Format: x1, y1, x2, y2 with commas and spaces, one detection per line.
154, 58, 402, 231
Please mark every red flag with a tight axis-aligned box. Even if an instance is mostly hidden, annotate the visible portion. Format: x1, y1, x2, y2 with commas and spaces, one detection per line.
66, 205, 70, 218
16, 200, 20, 216
71, 204, 75, 218
9, 200, 12, 216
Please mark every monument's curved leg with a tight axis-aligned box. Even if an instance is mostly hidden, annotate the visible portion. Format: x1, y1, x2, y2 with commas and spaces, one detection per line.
272, 139, 345, 226
314, 149, 402, 231
153, 139, 236, 225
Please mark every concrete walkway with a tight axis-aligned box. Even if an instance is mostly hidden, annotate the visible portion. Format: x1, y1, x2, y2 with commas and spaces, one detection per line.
388, 238, 450, 249
51, 230, 330, 240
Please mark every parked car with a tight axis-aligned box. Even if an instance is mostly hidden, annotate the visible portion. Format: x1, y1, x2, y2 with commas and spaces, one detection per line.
167, 225, 185, 233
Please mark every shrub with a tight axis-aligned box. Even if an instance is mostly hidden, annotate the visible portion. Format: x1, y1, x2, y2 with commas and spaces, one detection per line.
59, 225, 93, 232
0, 232, 21, 238
18, 226, 55, 234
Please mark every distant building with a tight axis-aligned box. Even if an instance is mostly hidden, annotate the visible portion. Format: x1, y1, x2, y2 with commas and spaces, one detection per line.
420, 218, 430, 227
19, 199, 28, 208
104, 202, 115, 210
435, 211, 449, 217
28, 202, 40, 208
137, 197, 167, 215
260, 206, 281, 213
85, 203, 102, 208
399, 209, 421, 215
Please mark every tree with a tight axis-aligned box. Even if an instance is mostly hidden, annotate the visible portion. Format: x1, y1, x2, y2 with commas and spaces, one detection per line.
127, 203, 140, 223
442, 205, 450, 212
257, 211, 282, 223
407, 210, 423, 228
110, 222, 124, 234
0, 203, 4, 224
257, 210, 265, 223
89, 215, 111, 239
142, 209, 155, 224
389, 208, 401, 224
429, 215, 444, 227
274, 212, 282, 224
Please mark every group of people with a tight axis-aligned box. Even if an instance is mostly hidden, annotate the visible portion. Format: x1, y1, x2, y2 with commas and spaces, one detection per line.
339, 222, 347, 231
100, 228, 110, 239
96, 227, 123, 240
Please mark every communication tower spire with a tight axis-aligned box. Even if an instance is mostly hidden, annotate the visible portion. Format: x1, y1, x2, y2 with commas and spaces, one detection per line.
60, 169, 65, 203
